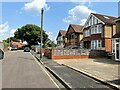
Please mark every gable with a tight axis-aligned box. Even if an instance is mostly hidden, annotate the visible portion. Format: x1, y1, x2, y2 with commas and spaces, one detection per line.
56, 32, 62, 40
56, 30, 66, 40
84, 14, 104, 28
66, 25, 75, 35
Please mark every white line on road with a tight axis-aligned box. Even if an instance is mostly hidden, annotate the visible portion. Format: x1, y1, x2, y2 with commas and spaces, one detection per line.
30, 53, 60, 89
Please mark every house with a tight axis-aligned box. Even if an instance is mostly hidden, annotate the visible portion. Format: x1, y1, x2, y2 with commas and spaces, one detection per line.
56, 30, 67, 48
10, 41, 25, 49
82, 13, 116, 52
65, 24, 83, 48
112, 17, 120, 61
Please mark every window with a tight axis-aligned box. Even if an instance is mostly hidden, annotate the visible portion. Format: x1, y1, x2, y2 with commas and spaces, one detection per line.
98, 40, 102, 47
94, 26, 97, 33
91, 27, 94, 34
91, 41, 94, 49
98, 25, 102, 33
91, 25, 102, 34
91, 40, 102, 49
84, 30, 90, 37
93, 17, 95, 25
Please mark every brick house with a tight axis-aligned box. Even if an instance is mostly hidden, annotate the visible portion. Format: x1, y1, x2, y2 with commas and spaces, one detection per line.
112, 17, 120, 61
10, 41, 25, 49
65, 24, 83, 48
56, 30, 67, 48
82, 13, 116, 52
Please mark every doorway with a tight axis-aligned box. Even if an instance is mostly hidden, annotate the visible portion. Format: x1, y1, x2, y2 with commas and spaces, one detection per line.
116, 44, 120, 60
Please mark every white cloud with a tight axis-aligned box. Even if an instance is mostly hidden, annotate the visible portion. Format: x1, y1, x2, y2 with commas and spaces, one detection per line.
24, 0, 50, 14
63, 5, 95, 23
46, 32, 56, 43
10, 29, 17, 37
0, 22, 9, 37
70, 0, 92, 7
80, 18, 87, 25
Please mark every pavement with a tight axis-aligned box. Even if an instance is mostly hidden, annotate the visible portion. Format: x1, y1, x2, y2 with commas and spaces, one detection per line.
2, 50, 58, 88
55, 58, 120, 89
32, 51, 114, 89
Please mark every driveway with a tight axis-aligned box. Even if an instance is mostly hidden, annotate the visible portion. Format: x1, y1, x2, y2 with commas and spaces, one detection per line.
55, 58, 120, 88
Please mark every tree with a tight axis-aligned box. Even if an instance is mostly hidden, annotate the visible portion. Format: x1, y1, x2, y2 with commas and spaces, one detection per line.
3, 37, 20, 46
43, 38, 56, 48
14, 24, 48, 46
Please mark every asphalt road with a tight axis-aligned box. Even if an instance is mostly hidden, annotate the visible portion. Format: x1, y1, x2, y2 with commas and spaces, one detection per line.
2, 50, 59, 88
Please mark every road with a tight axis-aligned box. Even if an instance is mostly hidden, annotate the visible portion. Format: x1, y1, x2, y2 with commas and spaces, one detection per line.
2, 50, 59, 89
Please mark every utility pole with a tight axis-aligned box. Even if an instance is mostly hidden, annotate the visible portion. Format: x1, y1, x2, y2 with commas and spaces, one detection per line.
9, 33, 11, 50
40, 8, 44, 60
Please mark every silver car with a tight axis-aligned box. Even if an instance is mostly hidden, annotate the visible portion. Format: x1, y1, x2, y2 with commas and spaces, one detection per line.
0, 49, 4, 59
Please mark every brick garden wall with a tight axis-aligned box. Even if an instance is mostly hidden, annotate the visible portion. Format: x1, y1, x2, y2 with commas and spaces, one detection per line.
44, 49, 107, 59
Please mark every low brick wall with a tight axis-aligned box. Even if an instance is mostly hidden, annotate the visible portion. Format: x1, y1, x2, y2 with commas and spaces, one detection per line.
44, 49, 52, 59
44, 49, 107, 59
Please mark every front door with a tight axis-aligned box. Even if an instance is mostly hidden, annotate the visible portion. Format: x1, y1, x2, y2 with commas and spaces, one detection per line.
116, 43, 120, 61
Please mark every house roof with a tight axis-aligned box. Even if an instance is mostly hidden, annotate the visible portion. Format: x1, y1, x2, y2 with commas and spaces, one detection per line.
11, 41, 25, 48
70, 24, 83, 33
112, 31, 120, 38
59, 30, 66, 36
114, 17, 120, 22
56, 30, 67, 40
92, 13, 117, 25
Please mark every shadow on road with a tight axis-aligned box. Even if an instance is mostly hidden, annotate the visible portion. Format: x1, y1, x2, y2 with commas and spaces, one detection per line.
91, 58, 120, 65
106, 79, 120, 85
18, 56, 34, 61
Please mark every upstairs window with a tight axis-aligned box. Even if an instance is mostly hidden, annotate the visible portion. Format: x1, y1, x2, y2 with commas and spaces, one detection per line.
91, 25, 102, 34
84, 30, 90, 37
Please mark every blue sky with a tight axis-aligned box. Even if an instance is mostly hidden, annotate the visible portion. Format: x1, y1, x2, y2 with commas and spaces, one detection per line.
0, 0, 118, 43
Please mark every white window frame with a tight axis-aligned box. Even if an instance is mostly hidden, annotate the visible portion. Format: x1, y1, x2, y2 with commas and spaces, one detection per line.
84, 30, 90, 37
91, 25, 102, 35
91, 40, 102, 49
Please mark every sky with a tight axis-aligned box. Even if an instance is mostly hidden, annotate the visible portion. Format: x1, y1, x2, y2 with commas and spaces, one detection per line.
0, 0, 119, 43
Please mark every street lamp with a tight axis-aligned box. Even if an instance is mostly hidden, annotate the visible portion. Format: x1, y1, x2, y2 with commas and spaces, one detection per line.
40, 8, 44, 60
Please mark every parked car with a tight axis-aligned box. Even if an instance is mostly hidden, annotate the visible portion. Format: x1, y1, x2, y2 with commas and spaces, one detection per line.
24, 47, 30, 52
107, 52, 113, 59
0, 49, 4, 59
11, 46, 18, 50
71, 46, 82, 49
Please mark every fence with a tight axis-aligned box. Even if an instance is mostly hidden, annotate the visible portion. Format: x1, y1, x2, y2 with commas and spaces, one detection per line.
44, 48, 107, 59
53, 49, 90, 56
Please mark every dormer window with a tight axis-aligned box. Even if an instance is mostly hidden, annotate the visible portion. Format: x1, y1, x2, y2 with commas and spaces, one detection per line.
104, 16, 110, 19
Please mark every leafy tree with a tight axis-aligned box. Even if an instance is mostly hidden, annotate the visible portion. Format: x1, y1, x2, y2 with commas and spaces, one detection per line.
43, 38, 56, 48
14, 24, 48, 46
3, 37, 20, 46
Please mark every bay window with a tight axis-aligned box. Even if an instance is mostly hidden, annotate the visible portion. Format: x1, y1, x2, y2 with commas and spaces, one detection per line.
91, 25, 102, 34
91, 40, 102, 49
84, 30, 90, 37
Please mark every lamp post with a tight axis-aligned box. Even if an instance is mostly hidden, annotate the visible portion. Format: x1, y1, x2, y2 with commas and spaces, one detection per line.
40, 8, 44, 60
9, 32, 11, 50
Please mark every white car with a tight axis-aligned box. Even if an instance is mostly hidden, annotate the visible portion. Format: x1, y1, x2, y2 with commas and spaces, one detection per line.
11, 46, 18, 51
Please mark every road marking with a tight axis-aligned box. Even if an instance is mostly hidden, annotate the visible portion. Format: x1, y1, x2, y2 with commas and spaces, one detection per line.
30, 53, 60, 89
